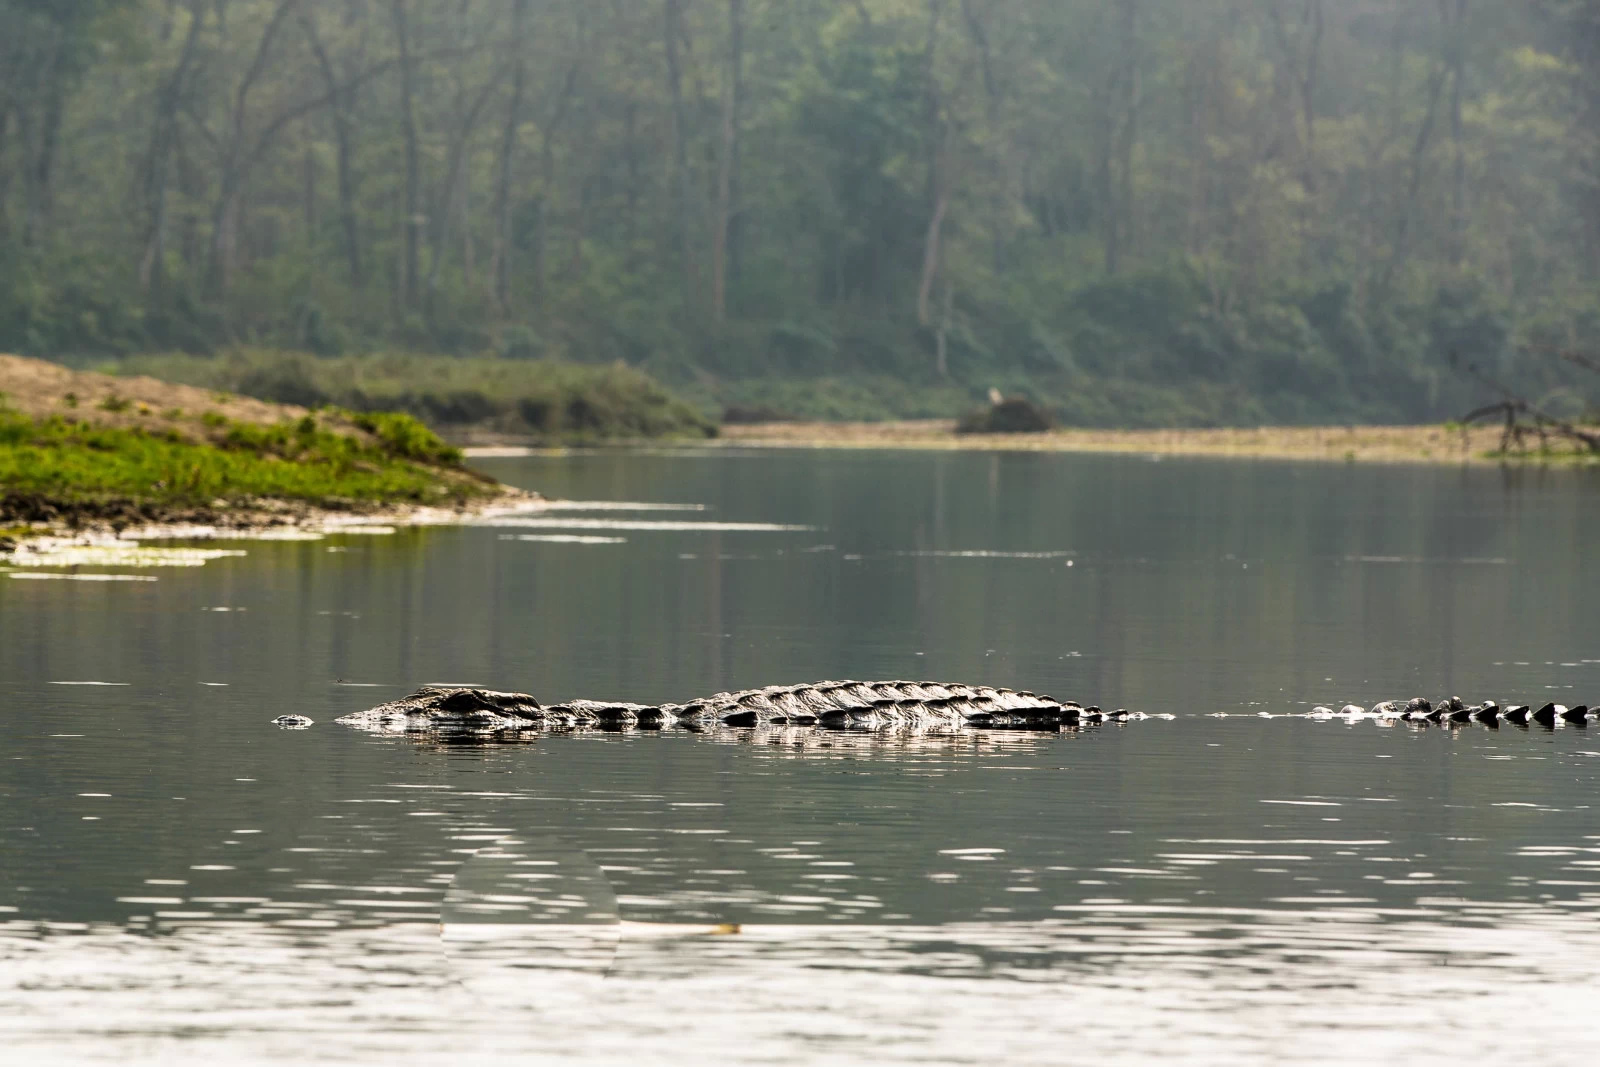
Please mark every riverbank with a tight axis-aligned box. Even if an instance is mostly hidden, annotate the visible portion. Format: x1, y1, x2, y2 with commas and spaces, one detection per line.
715, 419, 1597, 465
114, 350, 717, 444
0, 354, 531, 541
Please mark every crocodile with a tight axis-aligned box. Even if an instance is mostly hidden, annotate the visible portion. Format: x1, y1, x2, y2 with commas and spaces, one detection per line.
1313, 697, 1593, 727
329, 684, 1593, 735
334, 680, 1107, 734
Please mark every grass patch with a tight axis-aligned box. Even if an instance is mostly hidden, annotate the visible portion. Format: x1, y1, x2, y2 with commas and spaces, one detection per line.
115, 350, 718, 442
0, 407, 495, 516
348, 410, 464, 465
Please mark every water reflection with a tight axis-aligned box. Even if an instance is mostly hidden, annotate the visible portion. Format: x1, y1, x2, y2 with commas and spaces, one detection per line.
2, 450, 1598, 1063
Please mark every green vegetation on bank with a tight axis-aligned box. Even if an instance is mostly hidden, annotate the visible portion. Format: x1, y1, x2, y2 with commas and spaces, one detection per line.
0, 402, 495, 520
115, 351, 717, 442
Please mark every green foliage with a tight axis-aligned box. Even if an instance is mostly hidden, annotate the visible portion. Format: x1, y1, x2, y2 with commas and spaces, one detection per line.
0, 0, 1597, 426
686, 375, 974, 423
116, 350, 718, 442
0, 409, 492, 508
956, 399, 1055, 434
496, 324, 544, 360
349, 411, 463, 466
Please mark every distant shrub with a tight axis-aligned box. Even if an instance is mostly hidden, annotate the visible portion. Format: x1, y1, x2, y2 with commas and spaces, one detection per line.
98, 393, 131, 413
234, 356, 331, 409
350, 411, 462, 466
956, 397, 1055, 434
117, 350, 716, 443
418, 389, 502, 425
721, 404, 794, 424
768, 319, 837, 374
517, 395, 554, 431
299, 303, 346, 357
497, 324, 543, 359
693, 375, 972, 422
565, 394, 602, 432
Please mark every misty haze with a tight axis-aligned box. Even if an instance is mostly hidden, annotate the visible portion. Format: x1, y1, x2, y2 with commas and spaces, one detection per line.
2, 3, 1598, 1066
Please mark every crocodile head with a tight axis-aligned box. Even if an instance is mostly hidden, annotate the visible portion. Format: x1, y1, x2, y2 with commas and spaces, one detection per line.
335, 686, 545, 733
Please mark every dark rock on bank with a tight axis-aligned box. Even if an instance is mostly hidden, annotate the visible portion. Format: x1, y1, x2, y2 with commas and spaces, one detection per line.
955, 397, 1055, 434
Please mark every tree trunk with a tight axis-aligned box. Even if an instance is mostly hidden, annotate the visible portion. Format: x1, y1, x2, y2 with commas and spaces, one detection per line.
22, 29, 65, 248
961, 0, 997, 107
140, 0, 206, 291
961, 0, 1007, 272
1115, 0, 1140, 271
1099, 1, 1139, 276
570, 173, 588, 278
461, 165, 474, 287
207, 172, 242, 297
935, 278, 953, 377
207, 0, 302, 296
711, 89, 732, 322
727, 0, 746, 289
301, 7, 364, 286
1181, 37, 1213, 257
533, 62, 579, 304
917, 0, 947, 321
391, 0, 421, 308
1266, 0, 1322, 191
491, 0, 530, 310
1447, 0, 1467, 264
0, 105, 13, 241
1379, 26, 1449, 293
917, 162, 950, 328
624, 99, 640, 253
1098, 68, 1119, 276
711, 0, 743, 324
297, 133, 315, 249
1302, 0, 1323, 191
664, 0, 697, 300
919, 0, 944, 206
425, 77, 499, 301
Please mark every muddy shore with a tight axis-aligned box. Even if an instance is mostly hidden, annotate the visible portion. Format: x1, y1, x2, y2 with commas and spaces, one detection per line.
0, 487, 541, 550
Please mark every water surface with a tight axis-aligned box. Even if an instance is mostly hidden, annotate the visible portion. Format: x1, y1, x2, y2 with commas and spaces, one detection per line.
2, 449, 1598, 1064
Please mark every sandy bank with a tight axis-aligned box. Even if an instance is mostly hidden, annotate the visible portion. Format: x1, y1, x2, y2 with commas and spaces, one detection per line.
714, 420, 1594, 465
0, 353, 320, 432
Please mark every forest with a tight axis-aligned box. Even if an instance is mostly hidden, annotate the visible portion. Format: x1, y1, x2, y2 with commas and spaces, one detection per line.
3, 0, 1600, 425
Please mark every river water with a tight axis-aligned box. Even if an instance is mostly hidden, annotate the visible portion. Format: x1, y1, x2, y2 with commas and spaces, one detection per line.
2, 448, 1598, 1065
